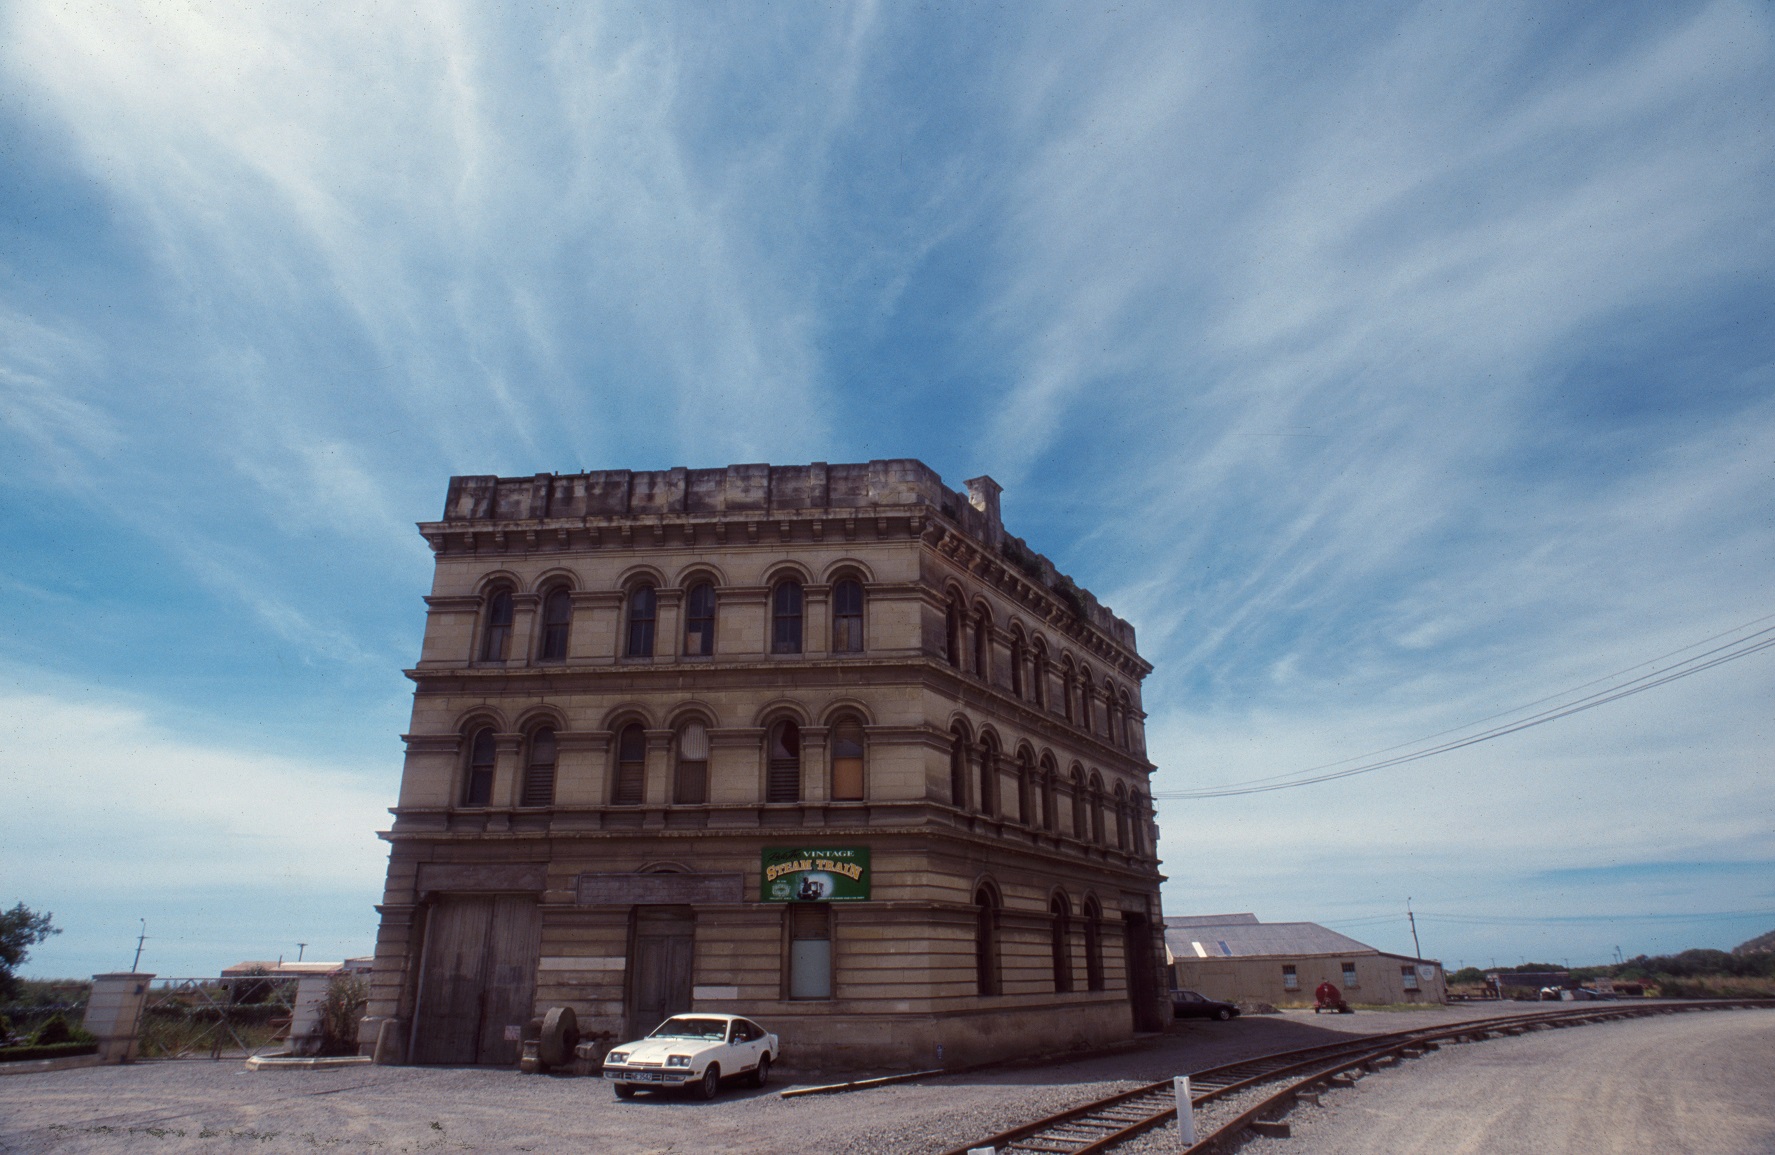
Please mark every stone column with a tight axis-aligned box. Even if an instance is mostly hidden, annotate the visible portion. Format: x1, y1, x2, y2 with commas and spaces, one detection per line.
643, 729, 674, 807
805, 584, 831, 655
82, 973, 153, 1064
655, 588, 684, 658
509, 592, 540, 666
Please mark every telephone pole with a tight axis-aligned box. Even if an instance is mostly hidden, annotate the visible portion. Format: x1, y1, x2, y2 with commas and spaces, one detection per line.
130, 920, 148, 971
1406, 898, 1422, 960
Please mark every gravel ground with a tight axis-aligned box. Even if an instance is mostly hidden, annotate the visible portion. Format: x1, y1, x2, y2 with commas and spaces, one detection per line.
1117, 1005, 1775, 1155
0, 1003, 1610, 1155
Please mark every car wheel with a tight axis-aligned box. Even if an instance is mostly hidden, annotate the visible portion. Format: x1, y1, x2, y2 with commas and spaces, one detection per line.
748, 1054, 771, 1089
613, 1083, 636, 1100
696, 1064, 721, 1100
1215, 1008, 1232, 1021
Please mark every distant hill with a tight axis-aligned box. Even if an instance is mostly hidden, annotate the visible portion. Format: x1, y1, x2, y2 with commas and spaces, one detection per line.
1733, 928, 1775, 955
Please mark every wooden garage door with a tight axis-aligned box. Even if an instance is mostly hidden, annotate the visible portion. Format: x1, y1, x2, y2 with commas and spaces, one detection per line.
411, 895, 541, 1065
626, 907, 694, 1041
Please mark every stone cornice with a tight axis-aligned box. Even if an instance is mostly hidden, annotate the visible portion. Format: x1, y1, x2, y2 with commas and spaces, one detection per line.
925, 524, 1149, 678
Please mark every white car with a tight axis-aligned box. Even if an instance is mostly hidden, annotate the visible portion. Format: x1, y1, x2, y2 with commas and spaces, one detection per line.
603, 1014, 779, 1099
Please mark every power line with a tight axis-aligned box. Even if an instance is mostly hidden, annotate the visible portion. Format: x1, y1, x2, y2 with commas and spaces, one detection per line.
1326, 909, 1774, 928
1154, 616, 1775, 801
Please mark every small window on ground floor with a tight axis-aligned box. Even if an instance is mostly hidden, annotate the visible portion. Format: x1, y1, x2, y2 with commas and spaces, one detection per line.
1282, 964, 1298, 991
788, 903, 832, 999
1342, 962, 1358, 987
1401, 966, 1419, 991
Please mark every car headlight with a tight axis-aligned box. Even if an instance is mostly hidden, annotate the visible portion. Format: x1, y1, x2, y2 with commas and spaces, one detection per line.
605, 1052, 629, 1065
666, 1055, 692, 1068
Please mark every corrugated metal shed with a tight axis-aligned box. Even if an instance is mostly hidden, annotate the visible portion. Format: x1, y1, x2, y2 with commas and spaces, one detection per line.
1165, 917, 1376, 959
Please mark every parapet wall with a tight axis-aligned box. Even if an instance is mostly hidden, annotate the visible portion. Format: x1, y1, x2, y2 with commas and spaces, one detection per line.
436, 459, 1137, 653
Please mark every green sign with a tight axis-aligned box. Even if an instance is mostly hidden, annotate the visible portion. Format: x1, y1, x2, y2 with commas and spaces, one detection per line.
761, 846, 870, 902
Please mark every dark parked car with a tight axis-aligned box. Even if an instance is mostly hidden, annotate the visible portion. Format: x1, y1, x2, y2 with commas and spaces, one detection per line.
1170, 989, 1240, 1021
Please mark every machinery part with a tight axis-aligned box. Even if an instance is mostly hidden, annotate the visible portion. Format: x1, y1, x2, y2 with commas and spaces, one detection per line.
539, 1006, 579, 1069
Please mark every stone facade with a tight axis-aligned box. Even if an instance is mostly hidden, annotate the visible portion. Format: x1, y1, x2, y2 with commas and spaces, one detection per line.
362, 460, 1168, 1071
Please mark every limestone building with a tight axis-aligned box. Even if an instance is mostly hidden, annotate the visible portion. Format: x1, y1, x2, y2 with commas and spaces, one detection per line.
362, 460, 1167, 1070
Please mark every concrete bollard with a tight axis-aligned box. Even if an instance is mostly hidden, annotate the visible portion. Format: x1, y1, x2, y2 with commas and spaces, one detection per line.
82, 974, 154, 1064
1175, 1076, 1196, 1148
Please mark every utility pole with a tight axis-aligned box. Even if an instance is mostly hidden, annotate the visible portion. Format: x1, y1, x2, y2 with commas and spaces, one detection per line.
131, 920, 148, 971
1406, 898, 1422, 960
296, 943, 307, 962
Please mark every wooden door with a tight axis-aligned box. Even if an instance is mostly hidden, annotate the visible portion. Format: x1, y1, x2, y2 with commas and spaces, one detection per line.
627, 907, 694, 1039
411, 895, 541, 1065
1122, 913, 1164, 1032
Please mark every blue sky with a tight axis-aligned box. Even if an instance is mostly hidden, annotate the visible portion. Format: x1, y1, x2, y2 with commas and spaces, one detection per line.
2, 1, 1770, 979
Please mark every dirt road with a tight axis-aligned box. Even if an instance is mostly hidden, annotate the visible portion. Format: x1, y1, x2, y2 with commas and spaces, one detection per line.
1269, 1007, 1775, 1155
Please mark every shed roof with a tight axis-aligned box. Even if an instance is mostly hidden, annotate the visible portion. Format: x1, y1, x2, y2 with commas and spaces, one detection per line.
1165, 913, 1261, 928
1165, 917, 1376, 960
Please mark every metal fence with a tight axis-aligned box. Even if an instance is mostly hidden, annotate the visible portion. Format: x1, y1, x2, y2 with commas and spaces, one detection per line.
137, 976, 300, 1060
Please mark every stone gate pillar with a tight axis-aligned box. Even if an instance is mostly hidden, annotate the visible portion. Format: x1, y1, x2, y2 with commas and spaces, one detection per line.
82, 973, 153, 1063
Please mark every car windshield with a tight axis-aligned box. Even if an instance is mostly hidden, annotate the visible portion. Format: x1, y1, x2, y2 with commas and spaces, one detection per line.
649, 1017, 729, 1041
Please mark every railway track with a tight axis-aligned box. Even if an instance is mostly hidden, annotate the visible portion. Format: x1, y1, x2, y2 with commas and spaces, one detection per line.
936, 998, 1775, 1155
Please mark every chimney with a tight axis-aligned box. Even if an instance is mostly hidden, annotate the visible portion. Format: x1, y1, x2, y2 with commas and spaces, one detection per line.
965, 475, 1003, 529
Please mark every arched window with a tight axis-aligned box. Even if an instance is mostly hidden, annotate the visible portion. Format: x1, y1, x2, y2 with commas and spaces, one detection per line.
978, 735, 999, 818
683, 581, 716, 656
1114, 782, 1129, 850
945, 596, 963, 667
1090, 773, 1106, 845
949, 729, 969, 809
1080, 670, 1095, 734
463, 726, 496, 806
1051, 895, 1074, 993
613, 723, 646, 805
1009, 629, 1027, 699
772, 580, 804, 654
1016, 751, 1035, 826
537, 587, 572, 662
521, 727, 557, 807
832, 578, 864, 653
1070, 767, 1088, 839
973, 608, 991, 679
1121, 692, 1136, 750
1129, 791, 1148, 856
1033, 642, 1050, 709
1107, 694, 1123, 749
975, 886, 1000, 997
1040, 755, 1058, 833
1083, 898, 1106, 991
1061, 659, 1077, 724
675, 720, 709, 804
831, 716, 865, 801
766, 720, 801, 802
625, 585, 657, 658
479, 586, 514, 662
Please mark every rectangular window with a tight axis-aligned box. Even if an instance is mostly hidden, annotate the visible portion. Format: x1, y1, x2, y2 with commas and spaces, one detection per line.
788, 904, 832, 999
675, 723, 709, 805
1342, 962, 1358, 988
1282, 965, 1298, 991
1401, 966, 1419, 991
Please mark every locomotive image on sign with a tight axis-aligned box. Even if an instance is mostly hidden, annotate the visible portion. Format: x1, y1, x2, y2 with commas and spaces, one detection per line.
761, 847, 871, 902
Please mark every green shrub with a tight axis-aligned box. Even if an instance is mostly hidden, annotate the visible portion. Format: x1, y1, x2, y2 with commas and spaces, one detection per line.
0, 1041, 98, 1063
33, 1014, 74, 1045
317, 976, 368, 1056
